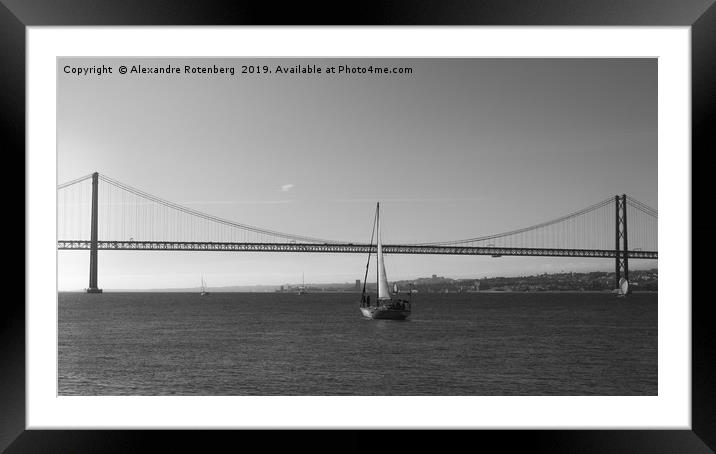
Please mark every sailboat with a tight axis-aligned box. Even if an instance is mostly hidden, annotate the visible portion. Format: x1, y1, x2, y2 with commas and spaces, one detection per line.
200, 276, 209, 296
359, 203, 412, 320
297, 273, 307, 295
616, 277, 629, 298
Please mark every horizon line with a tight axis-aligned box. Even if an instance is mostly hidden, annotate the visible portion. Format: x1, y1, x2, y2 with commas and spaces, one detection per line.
58, 267, 657, 292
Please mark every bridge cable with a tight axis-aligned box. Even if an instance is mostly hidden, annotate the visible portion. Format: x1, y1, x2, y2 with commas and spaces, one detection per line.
416, 197, 614, 246
96, 173, 345, 244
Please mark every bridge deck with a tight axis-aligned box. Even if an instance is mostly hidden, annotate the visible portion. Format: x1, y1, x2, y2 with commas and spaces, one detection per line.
57, 240, 657, 259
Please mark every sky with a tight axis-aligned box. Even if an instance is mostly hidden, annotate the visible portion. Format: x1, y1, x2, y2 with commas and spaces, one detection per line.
57, 58, 657, 290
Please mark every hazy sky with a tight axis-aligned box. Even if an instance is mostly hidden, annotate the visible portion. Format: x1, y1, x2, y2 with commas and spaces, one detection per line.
57, 58, 656, 290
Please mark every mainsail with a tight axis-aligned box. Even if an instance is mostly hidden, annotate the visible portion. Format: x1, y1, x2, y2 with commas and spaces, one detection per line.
376, 203, 392, 300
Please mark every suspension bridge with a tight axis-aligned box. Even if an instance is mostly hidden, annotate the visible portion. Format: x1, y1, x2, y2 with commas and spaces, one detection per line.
57, 172, 657, 293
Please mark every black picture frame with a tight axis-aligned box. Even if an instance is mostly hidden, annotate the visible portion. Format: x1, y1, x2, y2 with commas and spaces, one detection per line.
7, 1, 713, 452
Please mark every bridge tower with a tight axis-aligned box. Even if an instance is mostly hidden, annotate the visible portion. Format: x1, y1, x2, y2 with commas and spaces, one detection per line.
86, 172, 102, 293
614, 194, 628, 289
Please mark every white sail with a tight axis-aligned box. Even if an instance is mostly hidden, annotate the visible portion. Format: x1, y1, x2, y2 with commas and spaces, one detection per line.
619, 277, 629, 295
376, 203, 392, 300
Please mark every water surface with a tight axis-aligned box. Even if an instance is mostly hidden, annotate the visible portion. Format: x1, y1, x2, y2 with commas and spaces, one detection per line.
58, 292, 657, 395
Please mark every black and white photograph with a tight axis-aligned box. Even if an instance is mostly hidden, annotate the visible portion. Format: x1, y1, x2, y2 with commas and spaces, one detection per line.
4, 0, 712, 448
56, 57, 658, 396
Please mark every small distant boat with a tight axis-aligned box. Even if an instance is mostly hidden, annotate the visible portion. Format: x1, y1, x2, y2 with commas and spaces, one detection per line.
616, 277, 629, 298
359, 203, 411, 320
200, 276, 210, 296
297, 273, 307, 295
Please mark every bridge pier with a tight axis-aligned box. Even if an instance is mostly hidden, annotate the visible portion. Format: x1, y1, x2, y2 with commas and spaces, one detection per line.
615, 194, 629, 290
87, 172, 102, 293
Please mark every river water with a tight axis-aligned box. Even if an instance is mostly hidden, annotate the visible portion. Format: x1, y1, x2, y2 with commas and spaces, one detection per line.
58, 291, 657, 395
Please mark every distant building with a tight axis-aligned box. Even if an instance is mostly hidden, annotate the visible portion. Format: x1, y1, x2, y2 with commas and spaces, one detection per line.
355, 279, 361, 290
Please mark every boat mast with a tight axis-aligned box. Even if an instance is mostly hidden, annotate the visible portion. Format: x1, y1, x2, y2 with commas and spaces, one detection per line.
361, 204, 378, 297
376, 202, 379, 300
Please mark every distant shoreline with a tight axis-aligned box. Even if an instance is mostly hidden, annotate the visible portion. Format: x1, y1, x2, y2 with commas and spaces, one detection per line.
59, 268, 658, 294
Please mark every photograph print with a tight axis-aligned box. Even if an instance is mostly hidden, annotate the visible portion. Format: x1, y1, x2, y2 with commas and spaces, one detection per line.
57, 57, 657, 396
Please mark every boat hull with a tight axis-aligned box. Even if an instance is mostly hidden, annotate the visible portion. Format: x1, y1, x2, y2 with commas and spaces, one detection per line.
360, 306, 410, 320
